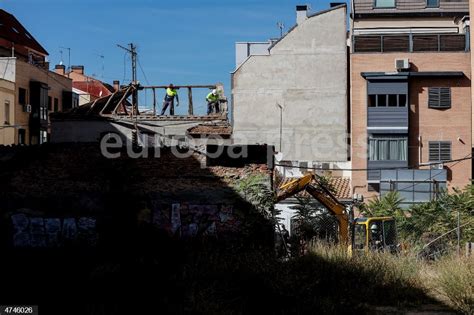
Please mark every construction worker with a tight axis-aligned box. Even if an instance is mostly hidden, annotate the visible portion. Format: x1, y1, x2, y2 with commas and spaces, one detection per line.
206, 89, 219, 115
161, 84, 179, 115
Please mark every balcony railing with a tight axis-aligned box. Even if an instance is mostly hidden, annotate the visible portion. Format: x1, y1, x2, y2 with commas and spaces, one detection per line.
353, 34, 467, 53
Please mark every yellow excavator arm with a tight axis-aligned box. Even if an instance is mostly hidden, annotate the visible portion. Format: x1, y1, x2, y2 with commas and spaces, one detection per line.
276, 174, 349, 244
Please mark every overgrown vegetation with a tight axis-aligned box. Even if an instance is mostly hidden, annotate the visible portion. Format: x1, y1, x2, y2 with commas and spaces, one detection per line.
361, 184, 474, 251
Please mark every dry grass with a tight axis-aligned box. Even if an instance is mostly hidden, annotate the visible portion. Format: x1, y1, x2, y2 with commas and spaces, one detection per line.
310, 242, 474, 314
426, 256, 474, 315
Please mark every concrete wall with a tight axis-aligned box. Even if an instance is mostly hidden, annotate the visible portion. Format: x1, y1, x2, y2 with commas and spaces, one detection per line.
51, 118, 232, 148
235, 42, 271, 69
232, 6, 348, 163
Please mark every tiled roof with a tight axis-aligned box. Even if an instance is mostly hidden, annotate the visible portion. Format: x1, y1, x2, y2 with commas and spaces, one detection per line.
0, 9, 48, 55
278, 176, 351, 200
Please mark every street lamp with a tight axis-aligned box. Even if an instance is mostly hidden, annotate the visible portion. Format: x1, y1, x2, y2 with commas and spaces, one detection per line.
276, 102, 283, 153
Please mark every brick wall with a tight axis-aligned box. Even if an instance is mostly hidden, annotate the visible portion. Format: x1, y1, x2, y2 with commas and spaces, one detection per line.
351, 52, 472, 197
0, 144, 273, 248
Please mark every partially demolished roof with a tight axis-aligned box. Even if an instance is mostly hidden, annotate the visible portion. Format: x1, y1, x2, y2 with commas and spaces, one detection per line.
51, 85, 134, 120
187, 123, 232, 137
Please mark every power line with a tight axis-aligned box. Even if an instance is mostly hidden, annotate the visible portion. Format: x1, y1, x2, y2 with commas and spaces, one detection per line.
275, 155, 473, 172
137, 57, 150, 85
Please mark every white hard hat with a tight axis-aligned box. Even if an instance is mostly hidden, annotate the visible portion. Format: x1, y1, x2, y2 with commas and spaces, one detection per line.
212, 89, 217, 95
370, 223, 378, 230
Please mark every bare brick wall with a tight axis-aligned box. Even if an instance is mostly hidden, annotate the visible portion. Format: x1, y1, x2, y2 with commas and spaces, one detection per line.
0, 144, 273, 248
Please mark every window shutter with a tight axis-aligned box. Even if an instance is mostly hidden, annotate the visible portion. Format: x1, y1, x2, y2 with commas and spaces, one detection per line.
439, 142, 451, 161
429, 141, 451, 161
429, 142, 440, 161
439, 88, 451, 108
428, 87, 451, 109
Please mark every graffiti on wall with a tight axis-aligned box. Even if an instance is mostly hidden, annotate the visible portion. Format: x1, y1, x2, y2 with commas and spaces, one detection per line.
11, 213, 97, 248
148, 203, 240, 238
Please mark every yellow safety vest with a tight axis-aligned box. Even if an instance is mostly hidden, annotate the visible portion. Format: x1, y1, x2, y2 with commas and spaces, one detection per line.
166, 88, 177, 97
206, 92, 219, 102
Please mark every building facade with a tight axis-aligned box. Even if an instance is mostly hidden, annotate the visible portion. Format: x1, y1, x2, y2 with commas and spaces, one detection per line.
0, 10, 74, 145
350, 0, 472, 206
55, 64, 113, 106
232, 4, 350, 176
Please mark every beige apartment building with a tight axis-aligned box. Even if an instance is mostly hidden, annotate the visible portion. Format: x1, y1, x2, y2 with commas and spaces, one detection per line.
350, 0, 472, 206
0, 9, 75, 145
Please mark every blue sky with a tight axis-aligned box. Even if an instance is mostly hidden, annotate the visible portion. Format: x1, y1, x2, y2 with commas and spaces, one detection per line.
1, 0, 348, 114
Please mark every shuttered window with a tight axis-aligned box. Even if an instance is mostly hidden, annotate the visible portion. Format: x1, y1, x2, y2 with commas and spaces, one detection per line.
428, 87, 451, 109
440, 35, 465, 52
383, 36, 410, 52
354, 36, 381, 52
413, 35, 438, 52
429, 141, 451, 162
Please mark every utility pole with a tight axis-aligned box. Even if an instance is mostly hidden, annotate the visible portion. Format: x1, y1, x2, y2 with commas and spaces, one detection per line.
117, 43, 139, 147
117, 43, 138, 115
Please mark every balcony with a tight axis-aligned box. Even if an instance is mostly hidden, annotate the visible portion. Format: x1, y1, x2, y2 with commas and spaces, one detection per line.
353, 0, 468, 16
380, 169, 447, 207
353, 34, 467, 53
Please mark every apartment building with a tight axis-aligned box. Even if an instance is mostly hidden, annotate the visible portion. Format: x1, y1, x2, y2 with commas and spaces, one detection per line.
0, 9, 74, 145
55, 64, 115, 106
350, 0, 472, 206
232, 4, 351, 177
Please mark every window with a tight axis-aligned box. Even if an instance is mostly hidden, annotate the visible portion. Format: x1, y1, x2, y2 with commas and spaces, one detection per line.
54, 98, 59, 112
428, 87, 451, 109
4, 100, 10, 124
426, 0, 439, 8
429, 141, 451, 161
368, 183, 380, 192
369, 135, 408, 161
368, 94, 407, 107
19, 88, 27, 105
375, 0, 395, 8
18, 129, 25, 145
48, 96, 52, 111
40, 130, 48, 144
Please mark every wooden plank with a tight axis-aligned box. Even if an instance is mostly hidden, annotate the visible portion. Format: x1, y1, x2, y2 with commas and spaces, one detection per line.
152, 88, 156, 116
142, 85, 216, 89
188, 87, 193, 115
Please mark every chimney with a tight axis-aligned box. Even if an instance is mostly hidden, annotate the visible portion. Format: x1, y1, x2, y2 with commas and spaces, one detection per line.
55, 64, 65, 76
113, 80, 120, 91
296, 5, 308, 25
71, 65, 84, 75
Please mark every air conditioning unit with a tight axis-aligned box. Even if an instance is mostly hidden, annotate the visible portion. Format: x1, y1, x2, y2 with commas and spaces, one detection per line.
24, 104, 32, 113
431, 163, 444, 170
395, 58, 410, 71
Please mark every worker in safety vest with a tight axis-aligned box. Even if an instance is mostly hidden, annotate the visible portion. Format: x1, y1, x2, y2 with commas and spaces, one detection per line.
161, 84, 179, 115
206, 89, 219, 115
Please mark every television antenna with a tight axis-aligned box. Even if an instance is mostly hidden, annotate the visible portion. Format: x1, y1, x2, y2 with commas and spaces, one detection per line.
277, 22, 285, 38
